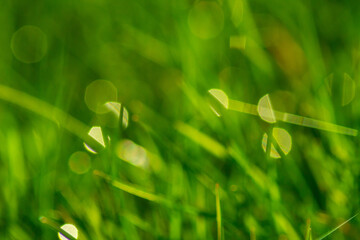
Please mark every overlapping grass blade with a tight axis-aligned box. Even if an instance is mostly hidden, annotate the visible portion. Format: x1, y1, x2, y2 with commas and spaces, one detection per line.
316, 212, 359, 240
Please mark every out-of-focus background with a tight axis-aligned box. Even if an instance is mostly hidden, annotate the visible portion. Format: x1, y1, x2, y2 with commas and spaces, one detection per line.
1, 0, 360, 239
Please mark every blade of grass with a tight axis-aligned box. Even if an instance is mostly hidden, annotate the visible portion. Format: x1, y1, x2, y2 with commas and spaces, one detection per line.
93, 170, 170, 204
228, 144, 267, 191
215, 183, 222, 240
39, 216, 78, 240
0, 84, 89, 141
273, 213, 301, 240
305, 219, 312, 240
316, 211, 359, 240
174, 121, 227, 158
250, 227, 256, 240
93, 170, 214, 217
225, 91, 358, 136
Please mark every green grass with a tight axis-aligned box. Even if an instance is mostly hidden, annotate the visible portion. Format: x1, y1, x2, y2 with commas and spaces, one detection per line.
1, 0, 360, 239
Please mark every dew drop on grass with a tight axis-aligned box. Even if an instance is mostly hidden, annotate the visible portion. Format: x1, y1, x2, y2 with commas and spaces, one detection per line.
11, 25, 48, 63
83, 126, 109, 154
58, 223, 78, 240
188, 1, 224, 39
88, 126, 106, 147
262, 127, 292, 158
84, 80, 117, 114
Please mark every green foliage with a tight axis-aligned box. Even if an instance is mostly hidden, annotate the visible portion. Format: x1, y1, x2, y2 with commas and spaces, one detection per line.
0, 0, 360, 239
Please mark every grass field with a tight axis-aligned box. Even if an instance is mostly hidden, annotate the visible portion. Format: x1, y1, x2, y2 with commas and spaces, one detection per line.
1, 0, 360, 239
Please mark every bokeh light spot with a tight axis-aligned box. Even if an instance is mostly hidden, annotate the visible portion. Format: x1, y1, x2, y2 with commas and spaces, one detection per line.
11, 25, 47, 63
230, 36, 247, 50
116, 139, 149, 169
58, 223, 78, 240
188, 1, 224, 39
104, 101, 129, 128
262, 132, 280, 158
68, 151, 91, 174
258, 94, 276, 123
262, 128, 292, 158
208, 89, 229, 109
326, 73, 356, 106
85, 80, 117, 114
342, 73, 355, 106
229, 0, 243, 27
208, 88, 229, 117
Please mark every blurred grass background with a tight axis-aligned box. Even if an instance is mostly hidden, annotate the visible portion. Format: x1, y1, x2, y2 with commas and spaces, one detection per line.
1, 0, 360, 239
